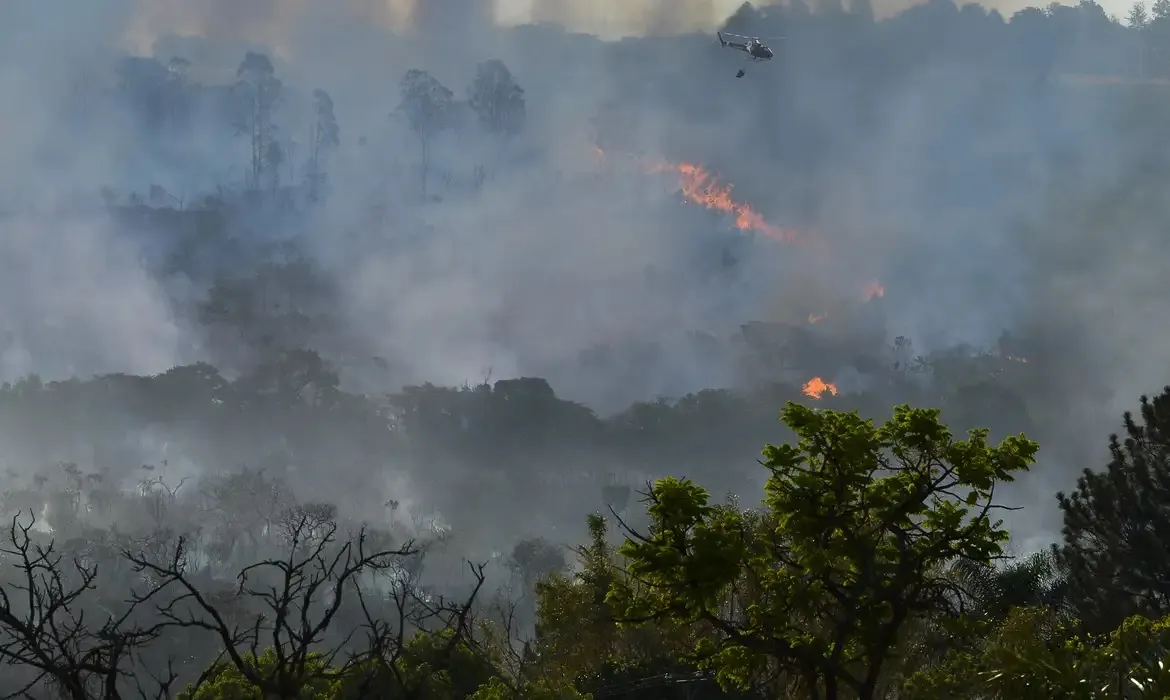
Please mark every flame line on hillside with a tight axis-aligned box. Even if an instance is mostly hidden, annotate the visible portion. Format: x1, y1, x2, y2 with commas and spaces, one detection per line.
589, 145, 885, 302
591, 147, 802, 244
645, 160, 803, 244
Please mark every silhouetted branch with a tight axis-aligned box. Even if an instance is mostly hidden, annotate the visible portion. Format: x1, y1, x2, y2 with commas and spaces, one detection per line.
125, 511, 417, 696
0, 512, 169, 700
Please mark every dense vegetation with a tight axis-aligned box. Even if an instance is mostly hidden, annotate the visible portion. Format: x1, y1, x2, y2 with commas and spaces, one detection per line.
9, 0, 1170, 697
4, 370, 1170, 699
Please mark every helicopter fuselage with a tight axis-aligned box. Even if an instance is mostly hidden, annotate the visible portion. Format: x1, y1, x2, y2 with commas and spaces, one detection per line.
746, 42, 774, 60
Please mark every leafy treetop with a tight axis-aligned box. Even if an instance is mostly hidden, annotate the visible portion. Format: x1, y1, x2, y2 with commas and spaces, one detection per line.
607, 403, 1038, 700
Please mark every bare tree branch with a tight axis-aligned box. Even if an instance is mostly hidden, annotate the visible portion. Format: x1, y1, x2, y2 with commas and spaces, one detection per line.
124, 511, 419, 697
0, 512, 170, 700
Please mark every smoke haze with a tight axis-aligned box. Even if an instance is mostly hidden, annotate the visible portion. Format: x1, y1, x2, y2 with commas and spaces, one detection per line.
0, 0, 1166, 559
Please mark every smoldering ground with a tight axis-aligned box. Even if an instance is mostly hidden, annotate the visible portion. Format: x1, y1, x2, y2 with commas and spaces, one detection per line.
0, 0, 1165, 554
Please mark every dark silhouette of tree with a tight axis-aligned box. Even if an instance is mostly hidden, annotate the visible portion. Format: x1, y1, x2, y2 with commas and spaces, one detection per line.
233, 52, 283, 192
305, 89, 340, 202
396, 69, 455, 200
164, 57, 194, 127
468, 60, 526, 141
949, 551, 1069, 624
0, 513, 175, 700
507, 537, 566, 595
1054, 387, 1170, 633
1130, 0, 1150, 28
125, 512, 418, 699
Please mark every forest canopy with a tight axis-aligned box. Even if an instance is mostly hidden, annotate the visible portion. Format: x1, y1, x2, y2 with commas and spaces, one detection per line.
5, 0, 1170, 697
2, 380, 1170, 699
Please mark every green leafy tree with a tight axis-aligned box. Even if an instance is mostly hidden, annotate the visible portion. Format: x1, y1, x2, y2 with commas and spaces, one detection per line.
902, 606, 1092, 699
905, 607, 1170, 699
1055, 388, 1170, 634
179, 649, 337, 700
533, 516, 732, 700
470, 676, 589, 700
948, 550, 1068, 624
325, 628, 500, 700
607, 403, 1038, 700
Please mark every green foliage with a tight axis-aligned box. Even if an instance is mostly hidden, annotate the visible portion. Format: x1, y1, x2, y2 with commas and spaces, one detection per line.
469, 676, 590, 700
534, 515, 700, 685
1055, 387, 1170, 633
607, 403, 1037, 699
905, 607, 1170, 699
180, 630, 500, 700
397, 628, 502, 699
177, 648, 337, 700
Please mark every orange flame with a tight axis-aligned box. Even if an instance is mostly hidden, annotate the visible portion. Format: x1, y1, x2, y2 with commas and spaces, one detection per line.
647, 160, 802, 243
802, 377, 838, 399
808, 313, 827, 324
590, 147, 802, 244
863, 282, 885, 301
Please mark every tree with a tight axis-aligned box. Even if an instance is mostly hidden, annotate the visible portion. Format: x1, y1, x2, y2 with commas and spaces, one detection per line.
470, 676, 588, 700
126, 510, 422, 699
507, 538, 567, 601
0, 512, 175, 700
1130, 1, 1150, 27
606, 403, 1038, 700
904, 607, 1170, 699
948, 551, 1068, 624
532, 515, 719, 700
237, 349, 342, 410
234, 52, 283, 192
467, 60, 526, 143
165, 57, 194, 127
396, 69, 454, 200
306, 89, 340, 202
1054, 388, 1170, 634
265, 141, 286, 195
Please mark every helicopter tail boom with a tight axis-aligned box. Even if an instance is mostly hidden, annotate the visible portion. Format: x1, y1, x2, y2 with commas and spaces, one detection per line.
717, 31, 727, 47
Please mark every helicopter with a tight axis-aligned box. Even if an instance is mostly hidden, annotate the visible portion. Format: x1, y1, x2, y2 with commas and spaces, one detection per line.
717, 32, 781, 78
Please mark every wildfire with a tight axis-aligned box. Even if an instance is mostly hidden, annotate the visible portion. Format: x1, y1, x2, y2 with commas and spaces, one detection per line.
802, 377, 838, 399
647, 160, 802, 243
590, 146, 801, 244
589, 146, 887, 310
863, 282, 885, 301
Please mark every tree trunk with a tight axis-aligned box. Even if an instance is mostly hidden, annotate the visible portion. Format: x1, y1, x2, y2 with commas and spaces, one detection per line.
420, 134, 429, 200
